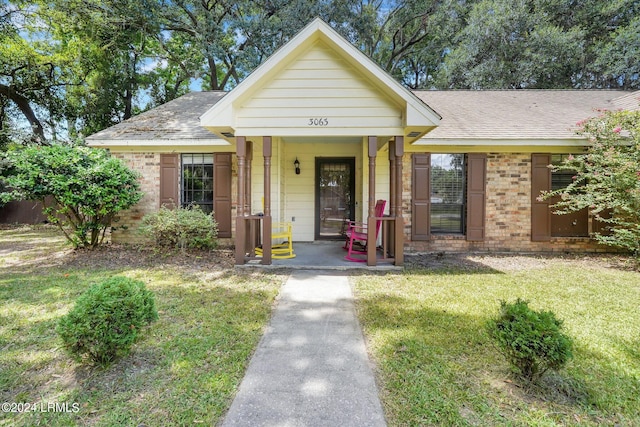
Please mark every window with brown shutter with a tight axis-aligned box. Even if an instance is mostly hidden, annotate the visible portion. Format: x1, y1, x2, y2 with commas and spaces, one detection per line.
532, 153, 590, 240
550, 154, 588, 237
430, 154, 465, 234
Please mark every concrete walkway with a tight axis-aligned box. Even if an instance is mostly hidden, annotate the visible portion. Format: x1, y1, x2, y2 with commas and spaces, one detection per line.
221, 270, 386, 427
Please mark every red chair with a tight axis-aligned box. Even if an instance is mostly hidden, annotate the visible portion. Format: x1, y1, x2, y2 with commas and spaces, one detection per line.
344, 200, 386, 262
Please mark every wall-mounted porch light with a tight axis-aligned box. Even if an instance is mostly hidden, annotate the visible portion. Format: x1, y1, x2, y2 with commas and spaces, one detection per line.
294, 157, 300, 175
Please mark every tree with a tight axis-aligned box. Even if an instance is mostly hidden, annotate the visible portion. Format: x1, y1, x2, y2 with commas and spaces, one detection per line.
1, 143, 143, 248
440, 0, 585, 89
541, 107, 640, 257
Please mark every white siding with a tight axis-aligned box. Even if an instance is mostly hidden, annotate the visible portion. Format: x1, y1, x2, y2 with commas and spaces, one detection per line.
236, 41, 403, 136
282, 139, 361, 241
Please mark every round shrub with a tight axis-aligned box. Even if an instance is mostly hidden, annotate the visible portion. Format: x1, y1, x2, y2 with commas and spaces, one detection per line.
139, 205, 218, 250
57, 276, 158, 365
487, 298, 573, 382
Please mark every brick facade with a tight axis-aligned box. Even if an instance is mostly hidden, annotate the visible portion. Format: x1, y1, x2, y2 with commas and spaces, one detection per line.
111, 153, 161, 243
404, 153, 609, 253
112, 151, 608, 253
111, 152, 237, 245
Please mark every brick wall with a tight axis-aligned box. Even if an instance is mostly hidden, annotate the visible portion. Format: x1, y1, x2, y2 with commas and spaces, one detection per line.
110, 153, 161, 243
404, 153, 609, 253
110, 152, 237, 246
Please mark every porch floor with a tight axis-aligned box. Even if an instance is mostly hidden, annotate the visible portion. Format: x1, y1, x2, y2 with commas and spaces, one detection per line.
241, 241, 402, 270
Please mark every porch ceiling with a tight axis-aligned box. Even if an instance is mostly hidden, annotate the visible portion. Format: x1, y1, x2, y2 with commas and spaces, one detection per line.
280, 136, 363, 144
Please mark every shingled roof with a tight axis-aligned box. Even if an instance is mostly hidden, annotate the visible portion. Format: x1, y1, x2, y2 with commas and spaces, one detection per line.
86, 91, 227, 143
86, 89, 639, 145
414, 90, 639, 143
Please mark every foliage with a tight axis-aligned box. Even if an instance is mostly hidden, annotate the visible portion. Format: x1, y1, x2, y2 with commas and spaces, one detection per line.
542, 108, 640, 256
56, 276, 158, 365
2, 0, 639, 143
0, 143, 143, 248
139, 205, 218, 250
440, 0, 585, 89
487, 299, 573, 382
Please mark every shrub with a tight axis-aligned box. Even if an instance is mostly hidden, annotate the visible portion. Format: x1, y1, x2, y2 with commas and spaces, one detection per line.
487, 298, 573, 382
139, 205, 218, 250
1, 143, 143, 248
57, 276, 158, 365
541, 109, 640, 258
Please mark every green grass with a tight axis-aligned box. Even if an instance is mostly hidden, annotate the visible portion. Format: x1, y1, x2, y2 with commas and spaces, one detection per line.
4, 226, 640, 426
352, 257, 640, 426
0, 226, 286, 427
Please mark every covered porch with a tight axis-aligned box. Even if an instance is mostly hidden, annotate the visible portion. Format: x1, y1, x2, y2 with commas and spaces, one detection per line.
199, 19, 440, 266
232, 135, 407, 266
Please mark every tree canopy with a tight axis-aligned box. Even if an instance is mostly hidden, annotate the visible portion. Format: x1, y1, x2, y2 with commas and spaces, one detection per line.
1, 0, 638, 143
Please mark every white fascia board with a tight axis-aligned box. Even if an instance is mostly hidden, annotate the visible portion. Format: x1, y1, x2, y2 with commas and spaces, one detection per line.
87, 138, 230, 147
413, 137, 589, 146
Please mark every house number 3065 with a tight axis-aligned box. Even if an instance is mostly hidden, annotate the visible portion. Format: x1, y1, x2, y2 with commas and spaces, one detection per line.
308, 118, 329, 126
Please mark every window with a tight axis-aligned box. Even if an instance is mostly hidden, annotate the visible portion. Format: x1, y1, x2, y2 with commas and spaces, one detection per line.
551, 154, 576, 190
549, 154, 588, 237
430, 154, 465, 234
182, 154, 214, 214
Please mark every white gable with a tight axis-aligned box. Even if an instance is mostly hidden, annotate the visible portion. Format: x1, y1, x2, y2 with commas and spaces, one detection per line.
200, 18, 440, 142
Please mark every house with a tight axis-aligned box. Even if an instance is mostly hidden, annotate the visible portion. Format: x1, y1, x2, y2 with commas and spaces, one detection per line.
86, 18, 640, 266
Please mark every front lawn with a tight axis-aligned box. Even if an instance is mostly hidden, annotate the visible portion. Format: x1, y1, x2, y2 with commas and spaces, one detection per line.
0, 226, 286, 426
4, 226, 639, 426
353, 255, 640, 426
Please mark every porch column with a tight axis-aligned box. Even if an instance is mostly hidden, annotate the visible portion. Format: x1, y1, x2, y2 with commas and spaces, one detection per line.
394, 136, 404, 265
235, 136, 247, 264
245, 140, 253, 214
388, 140, 397, 257
262, 136, 272, 265
367, 136, 377, 266
243, 141, 254, 255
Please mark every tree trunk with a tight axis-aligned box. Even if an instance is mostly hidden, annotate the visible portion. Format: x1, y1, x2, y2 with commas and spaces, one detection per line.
0, 83, 46, 141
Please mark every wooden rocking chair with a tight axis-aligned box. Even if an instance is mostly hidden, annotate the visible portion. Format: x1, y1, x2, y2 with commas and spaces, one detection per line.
255, 221, 296, 259
343, 200, 386, 262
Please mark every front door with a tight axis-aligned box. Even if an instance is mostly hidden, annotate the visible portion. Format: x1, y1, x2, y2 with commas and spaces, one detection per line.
315, 158, 356, 239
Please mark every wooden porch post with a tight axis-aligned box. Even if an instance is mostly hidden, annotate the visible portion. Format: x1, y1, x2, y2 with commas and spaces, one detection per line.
235, 136, 247, 265
394, 136, 404, 265
262, 136, 272, 265
243, 141, 254, 254
388, 140, 396, 257
245, 141, 253, 214
367, 136, 377, 266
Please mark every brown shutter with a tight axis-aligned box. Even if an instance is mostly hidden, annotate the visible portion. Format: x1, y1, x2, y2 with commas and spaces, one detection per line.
214, 153, 232, 238
466, 153, 486, 241
159, 153, 179, 208
592, 208, 612, 236
412, 153, 431, 240
531, 153, 551, 241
